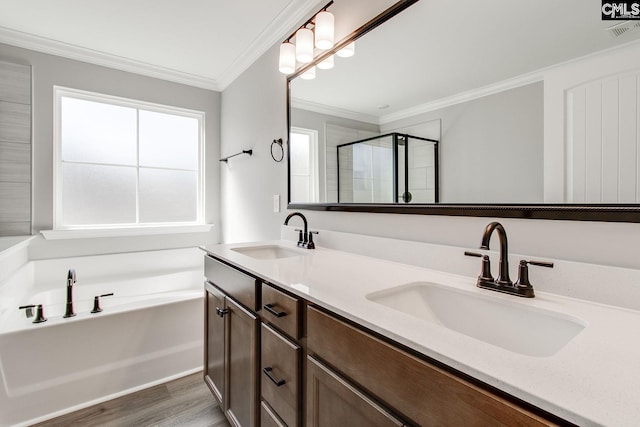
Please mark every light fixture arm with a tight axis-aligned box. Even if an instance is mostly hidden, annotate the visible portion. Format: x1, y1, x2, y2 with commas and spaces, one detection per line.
282, 0, 334, 43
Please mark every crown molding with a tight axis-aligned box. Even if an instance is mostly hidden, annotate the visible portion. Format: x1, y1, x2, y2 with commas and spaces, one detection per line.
215, 0, 322, 90
379, 38, 640, 125
378, 71, 544, 125
291, 97, 379, 124
0, 26, 221, 91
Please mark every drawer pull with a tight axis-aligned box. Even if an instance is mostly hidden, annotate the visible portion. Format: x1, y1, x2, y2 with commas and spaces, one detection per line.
215, 307, 229, 317
263, 366, 286, 387
264, 303, 287, 318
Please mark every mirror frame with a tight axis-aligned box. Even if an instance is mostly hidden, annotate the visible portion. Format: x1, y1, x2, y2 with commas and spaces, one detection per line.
286, 0, 640, 223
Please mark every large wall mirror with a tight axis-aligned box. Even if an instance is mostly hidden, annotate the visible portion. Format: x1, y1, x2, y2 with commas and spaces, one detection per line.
287, 0, 640, 221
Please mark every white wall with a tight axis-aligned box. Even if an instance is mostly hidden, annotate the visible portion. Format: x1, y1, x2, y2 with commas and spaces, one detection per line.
220, 45, 289, 243
0, 43, 221, 258
221, 42, 640, 270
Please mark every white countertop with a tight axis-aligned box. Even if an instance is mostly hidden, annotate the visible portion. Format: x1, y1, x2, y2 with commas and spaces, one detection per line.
201, 240, 640, 426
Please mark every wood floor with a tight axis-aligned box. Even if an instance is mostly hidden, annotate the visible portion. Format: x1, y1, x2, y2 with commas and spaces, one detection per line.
33, 372, 231, 427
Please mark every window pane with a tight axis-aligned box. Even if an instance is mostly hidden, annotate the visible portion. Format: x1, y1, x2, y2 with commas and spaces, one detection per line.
139, 110, 199, 170
61, 163, 136, 225
61, 97, 137, 165
139, 168, 197, 223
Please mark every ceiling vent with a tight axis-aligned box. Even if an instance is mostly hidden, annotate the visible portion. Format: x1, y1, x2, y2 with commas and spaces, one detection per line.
606, 20, 640, 38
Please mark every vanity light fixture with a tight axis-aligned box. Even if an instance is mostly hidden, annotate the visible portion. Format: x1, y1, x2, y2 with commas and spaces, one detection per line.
278, 42, 296, 74
295, 27, 314, 63
314, 10, 335, 49
278, 1, 351, 79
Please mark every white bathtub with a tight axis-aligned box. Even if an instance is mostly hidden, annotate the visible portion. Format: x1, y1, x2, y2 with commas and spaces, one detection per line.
0, 248, 205, 427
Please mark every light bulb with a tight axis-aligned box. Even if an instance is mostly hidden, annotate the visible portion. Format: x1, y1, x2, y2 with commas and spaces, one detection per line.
317, 55, 334, 70
300, 66, 316, 80
295, 28, 314, 63
314, 11, 334, 50
337, 41, 355, 58
278, 42, 296, 74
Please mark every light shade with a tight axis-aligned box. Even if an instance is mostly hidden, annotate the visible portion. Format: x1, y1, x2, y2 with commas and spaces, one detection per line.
317, 54, 334, 70
278, 42, 296, 74
314, 11, 334, 50
300, 66, 316, 80
337, 41, 355, 58
295, 28, 314, 63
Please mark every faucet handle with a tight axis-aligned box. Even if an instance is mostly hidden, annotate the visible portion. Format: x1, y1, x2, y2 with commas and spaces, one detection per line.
295, 229, 304, 247
306, 231, 319, 249
91, 293, 114, 313
19, 304, 47, 323
464, 251, 494, 283
515, 259, 554, 294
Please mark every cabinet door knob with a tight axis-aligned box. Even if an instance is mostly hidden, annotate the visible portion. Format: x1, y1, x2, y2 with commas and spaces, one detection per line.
215, 307, 229, 317
264, 303, 287, 318
263, 366, 286, 387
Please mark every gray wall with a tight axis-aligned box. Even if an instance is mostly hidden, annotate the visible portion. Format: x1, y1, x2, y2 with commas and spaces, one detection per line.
220, 46, 640, 270
291, 107, 379, 202
0, 43, 221, 257
384, 82, 544, 203
0, 60, 31, 236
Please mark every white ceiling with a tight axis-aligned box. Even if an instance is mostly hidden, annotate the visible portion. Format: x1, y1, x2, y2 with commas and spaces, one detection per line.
1, 0, 638, 100
0, 0, 322, 90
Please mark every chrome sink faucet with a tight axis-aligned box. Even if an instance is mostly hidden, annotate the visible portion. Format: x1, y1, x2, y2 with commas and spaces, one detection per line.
284, 212, 317, 249
465, 222, 553, 298
64, 269, 77, 318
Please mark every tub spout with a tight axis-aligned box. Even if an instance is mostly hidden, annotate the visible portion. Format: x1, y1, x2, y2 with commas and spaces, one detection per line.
64, 269, 76, 318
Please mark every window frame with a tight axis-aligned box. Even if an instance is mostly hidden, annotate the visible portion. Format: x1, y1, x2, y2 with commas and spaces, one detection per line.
290, 126, 319, 203
53, 86, 206, 230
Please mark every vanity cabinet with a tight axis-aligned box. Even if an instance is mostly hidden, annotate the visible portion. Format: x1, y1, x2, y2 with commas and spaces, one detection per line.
204, 257, 260, 427
306, 305, 558, 427
204, 253, 567, 427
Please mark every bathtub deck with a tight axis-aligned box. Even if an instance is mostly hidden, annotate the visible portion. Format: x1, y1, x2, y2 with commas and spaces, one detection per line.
32, 372, 231, 427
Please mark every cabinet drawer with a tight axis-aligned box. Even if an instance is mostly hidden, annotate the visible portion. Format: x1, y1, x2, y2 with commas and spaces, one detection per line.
205, 255, 258, 311
260, 401, 286, 427
261, 283, 301, 339
261, 323, 301, 427
306, 306, 556, 427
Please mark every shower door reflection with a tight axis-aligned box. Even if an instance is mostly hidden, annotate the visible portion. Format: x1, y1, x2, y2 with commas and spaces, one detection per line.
337, 133, 438, 204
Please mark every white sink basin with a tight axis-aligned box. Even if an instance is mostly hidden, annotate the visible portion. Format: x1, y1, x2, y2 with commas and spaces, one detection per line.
366, 282, 586, 357
231, 245, 306, 260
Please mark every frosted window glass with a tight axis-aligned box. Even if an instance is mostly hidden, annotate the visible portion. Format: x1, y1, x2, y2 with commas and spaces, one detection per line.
139, 168, 197, 223
61, 97, 137, 165
139, 111, 199, 170
61, 163, 136, 225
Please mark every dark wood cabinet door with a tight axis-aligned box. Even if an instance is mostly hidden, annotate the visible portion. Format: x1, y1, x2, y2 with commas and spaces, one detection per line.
204, 283, 226, 406
226, 297, 259, 427
306, 356, 405, 427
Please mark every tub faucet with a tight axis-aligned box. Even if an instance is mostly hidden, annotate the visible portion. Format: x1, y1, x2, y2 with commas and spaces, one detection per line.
284, 212, 317, 249
64, 269, 76, 318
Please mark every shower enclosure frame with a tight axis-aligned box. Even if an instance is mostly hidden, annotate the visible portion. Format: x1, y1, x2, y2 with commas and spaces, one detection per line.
336, 132, 439, 204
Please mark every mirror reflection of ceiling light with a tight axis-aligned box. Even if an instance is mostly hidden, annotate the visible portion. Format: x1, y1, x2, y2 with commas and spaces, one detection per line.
317, 54, 334, 70
278, 1, 355, 79
301, 66, 317, 80
336, 41, 355, 58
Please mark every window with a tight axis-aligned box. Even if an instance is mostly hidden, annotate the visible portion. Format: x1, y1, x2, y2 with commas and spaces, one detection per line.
53, 87, 204, 229
290, 127, 319, 203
